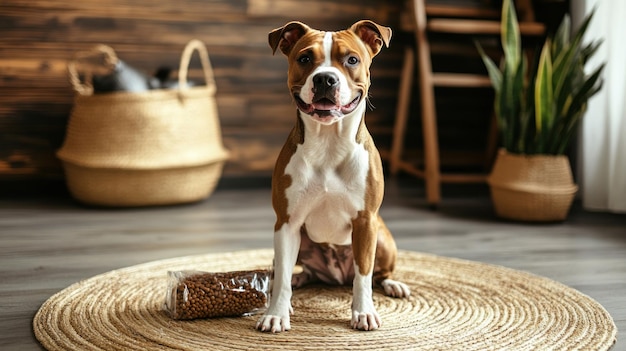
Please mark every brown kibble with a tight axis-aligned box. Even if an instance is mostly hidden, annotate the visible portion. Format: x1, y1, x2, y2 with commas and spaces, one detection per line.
166, 270, 270, 320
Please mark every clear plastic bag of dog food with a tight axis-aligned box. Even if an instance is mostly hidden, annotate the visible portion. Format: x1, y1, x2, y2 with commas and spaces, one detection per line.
164, 269, 271, 320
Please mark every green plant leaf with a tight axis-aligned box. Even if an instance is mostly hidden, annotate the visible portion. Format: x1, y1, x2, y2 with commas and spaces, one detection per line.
552, 13, 570, 59
565, 63, 605, 120
581, 40, 603, 64
552, 35, 579, 102
475, 41, 502, 92
475, 0, 604, 155
501, 0, 521, 69
512, 54, 526, 153
552, 63, 604, 153
500, 61, 514, 150
534, 41, 553, 153
571, 9, 596, 49
556, 110, 585, 154
517, 56, 532, 153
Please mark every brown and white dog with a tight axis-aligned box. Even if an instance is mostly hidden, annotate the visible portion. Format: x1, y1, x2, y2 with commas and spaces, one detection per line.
256, 20, 410, 333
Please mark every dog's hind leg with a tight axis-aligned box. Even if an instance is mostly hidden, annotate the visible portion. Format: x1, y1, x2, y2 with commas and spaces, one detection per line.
374, 216, 411, 298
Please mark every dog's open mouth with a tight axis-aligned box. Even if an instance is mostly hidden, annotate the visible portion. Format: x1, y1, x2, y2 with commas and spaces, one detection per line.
294, 93, 361, 117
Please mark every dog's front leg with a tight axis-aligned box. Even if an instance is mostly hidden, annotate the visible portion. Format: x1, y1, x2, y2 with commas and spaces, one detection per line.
351, 211, 381, 331
256, 222, 301, 333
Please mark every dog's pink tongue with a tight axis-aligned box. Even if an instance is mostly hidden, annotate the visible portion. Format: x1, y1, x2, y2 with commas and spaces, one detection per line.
312, 100, 339, 111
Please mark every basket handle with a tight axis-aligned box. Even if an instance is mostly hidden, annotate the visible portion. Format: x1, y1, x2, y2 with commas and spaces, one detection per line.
178, 39, 216, 94
67, 45, 119, 96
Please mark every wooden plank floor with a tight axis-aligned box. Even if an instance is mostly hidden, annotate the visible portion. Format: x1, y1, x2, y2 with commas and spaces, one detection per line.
1, 178, 624, 350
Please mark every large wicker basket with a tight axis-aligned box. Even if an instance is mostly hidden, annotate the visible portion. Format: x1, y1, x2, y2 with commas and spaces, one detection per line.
58, 40, 229, 207
487, 149, 578, 222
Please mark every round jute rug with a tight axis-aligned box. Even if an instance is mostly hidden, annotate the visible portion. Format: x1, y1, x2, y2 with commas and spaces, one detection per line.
33, 249, 617, 350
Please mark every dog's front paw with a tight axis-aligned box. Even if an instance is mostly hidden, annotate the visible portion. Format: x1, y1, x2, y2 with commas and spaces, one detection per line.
381, 279, 411, 298
351, 309, 381, 331
256, 314, 291, 333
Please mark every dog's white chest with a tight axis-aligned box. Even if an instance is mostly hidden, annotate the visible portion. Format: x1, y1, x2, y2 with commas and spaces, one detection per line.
283, 121, 369, 246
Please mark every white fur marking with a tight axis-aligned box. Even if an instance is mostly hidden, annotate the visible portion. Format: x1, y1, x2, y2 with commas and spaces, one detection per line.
299, 32, 352, 108
256, 223, 301, 332
322, 32, 333, 67
351, 265, 380, 330
284, 102, 369, 246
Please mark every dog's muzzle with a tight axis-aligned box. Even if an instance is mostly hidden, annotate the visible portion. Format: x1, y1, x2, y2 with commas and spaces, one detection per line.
294, 72, 361, 118
312, 72, 339, 102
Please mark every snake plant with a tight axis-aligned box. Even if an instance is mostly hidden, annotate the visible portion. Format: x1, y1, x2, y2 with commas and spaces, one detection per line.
477, 0, 605, 155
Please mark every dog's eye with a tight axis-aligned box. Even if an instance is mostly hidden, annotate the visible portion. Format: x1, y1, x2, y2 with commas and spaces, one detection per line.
346, 56, 359, 66
298, 55, 311, 64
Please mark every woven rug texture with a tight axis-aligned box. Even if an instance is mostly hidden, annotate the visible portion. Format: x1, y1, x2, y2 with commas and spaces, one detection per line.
33, 249, 617, 350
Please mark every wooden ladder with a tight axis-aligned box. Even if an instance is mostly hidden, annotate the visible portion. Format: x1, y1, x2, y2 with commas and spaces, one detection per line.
389, 0, 545, 208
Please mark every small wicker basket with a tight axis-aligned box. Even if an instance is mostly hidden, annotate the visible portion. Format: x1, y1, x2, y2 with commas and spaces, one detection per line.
58, 40, 229, 207
487, 149, 578, 222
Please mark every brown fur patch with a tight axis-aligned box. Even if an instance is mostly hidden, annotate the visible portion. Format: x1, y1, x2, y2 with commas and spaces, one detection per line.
271, 112, 305, 231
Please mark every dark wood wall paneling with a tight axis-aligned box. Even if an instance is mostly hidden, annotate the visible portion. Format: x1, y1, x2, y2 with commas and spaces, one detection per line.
0, 0, 565, 182
0, 0, 407, 179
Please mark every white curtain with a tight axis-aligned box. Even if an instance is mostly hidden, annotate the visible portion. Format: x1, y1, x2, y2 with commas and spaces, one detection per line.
572, 0, 626, 213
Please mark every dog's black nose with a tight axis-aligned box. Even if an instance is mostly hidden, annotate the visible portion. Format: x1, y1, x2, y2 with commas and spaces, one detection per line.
312, 73, 340, 104
313, 73, 339, 88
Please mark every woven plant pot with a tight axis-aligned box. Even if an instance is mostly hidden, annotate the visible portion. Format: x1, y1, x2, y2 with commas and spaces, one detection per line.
487, 149, 578, 222
58, 40, 228, 207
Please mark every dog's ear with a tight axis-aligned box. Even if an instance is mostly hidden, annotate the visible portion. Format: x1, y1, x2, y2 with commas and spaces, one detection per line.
350, 20, 392, 57
269, 21, 310, 56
